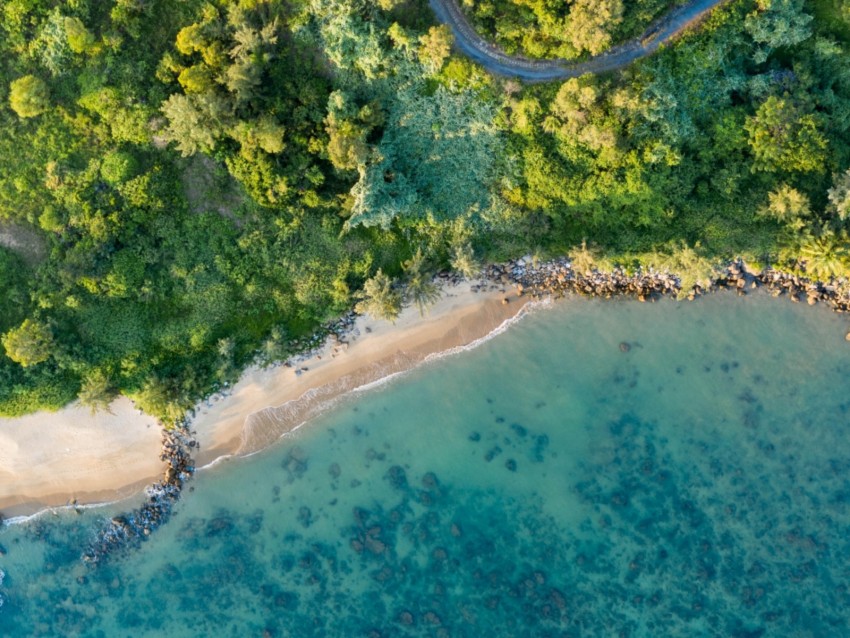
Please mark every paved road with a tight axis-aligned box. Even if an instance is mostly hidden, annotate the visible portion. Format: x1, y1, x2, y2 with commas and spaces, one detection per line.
428, 0, 729, 81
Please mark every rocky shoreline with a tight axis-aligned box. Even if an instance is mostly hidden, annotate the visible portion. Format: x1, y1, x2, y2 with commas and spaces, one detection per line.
72, 256, 850, 565
82, 425, 197, 565
485, 257, 850, 314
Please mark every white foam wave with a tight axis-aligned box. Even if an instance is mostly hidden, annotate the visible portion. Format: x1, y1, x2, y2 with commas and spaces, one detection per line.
1, 297, 548, 517
1, 498, 130, 527
195, 453, 236, 471
229, 297, 550, 458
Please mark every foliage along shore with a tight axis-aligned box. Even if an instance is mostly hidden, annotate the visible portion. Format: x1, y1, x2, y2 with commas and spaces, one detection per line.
34, 251, 850, 565
491, 255, 850, 314
2, 0, 850, 423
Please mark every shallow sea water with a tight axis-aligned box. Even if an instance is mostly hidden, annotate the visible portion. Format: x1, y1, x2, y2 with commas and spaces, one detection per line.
2, 291, 850, 637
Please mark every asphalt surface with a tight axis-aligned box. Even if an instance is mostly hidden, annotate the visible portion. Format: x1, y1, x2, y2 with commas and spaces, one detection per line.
428, 0, 729, 80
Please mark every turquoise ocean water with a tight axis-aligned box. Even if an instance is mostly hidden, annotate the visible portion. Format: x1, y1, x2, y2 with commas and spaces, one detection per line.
2, 291, 850, 637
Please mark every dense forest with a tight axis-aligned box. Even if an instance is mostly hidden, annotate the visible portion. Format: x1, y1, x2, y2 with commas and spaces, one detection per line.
460, 0, 682, 58
1, 0, 850, 421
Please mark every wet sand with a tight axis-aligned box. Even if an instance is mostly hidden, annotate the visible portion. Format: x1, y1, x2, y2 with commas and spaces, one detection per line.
0, 281, 530, 518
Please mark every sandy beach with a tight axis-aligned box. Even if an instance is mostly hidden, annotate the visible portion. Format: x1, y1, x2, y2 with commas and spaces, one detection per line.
0, 280, 531, 518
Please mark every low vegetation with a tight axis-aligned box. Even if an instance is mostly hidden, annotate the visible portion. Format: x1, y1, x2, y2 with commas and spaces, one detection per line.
1, 0, 849, 420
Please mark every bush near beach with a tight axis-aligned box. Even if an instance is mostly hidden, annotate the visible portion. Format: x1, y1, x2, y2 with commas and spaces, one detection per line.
1, 0, 850, 419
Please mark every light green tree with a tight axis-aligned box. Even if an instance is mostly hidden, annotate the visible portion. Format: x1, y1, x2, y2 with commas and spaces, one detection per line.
326, 120, 369, 170
827, 169, 850, 222
795, 227, 850, 279
2, 319, 54, 367
450, 242, 480, 279
649, 243, 720, 298
568, 0, 623, 56
64, 16, 96, 54
418, 25, 453, 71
758, 184, 811, 224
133, 376, 192, 424
224, 58, 262, 104
387, 22, 412, 50
745, 96, 828, 172
101, 150, 139, 184
569, 240, 609, 275
355, 269, 402, 322
9, 75, 50, 118
231, 114, 286, 155
260, 326, 288, 366
78, 370, 116, 414
178, 64, 216, 94
216, 337, 237, 383
161, 93, 223, 156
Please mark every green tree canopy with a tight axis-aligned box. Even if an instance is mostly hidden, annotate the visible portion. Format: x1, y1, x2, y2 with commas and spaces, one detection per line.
101, 150, 139, 185
828, 170, 850, 222
9, 75, 50, 118
64, 16, 96, 54
403, 249, 440, 315
78, 369, 116, 414
745, 0, 812, 62
568, 0, 623, 56
745, 96, 828, 172
2, 319, 54, 367
355, 269, 402, 322
758, 184, 811, 224
418, 25, 453, 71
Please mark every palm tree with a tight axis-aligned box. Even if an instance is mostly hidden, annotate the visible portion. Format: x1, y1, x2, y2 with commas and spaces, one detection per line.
404, 249, 441, 316
450, 241, 480, 279
759, 184, 811, 224
569, 239, 598, 275
260, 326, 287, 366
355, 269, 402, 322
78, 369, 116, 415
798, 227, 850, 280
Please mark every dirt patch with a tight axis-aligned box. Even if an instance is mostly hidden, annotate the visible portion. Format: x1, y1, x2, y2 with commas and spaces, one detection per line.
0, 222, 47, 267
181, 155, 248, 226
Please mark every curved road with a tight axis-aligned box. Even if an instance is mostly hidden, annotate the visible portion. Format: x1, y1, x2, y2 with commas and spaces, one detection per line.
429, 0, 730, 81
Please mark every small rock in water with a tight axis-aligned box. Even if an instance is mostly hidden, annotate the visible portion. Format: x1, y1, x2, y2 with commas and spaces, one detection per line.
385, 466, 408, 490
484, 446, 502, 462
422, 472, 439, 490
505, 459, 518, 472
510, 423, 527, 437
468, 431, 481, 442
619, 342, 631, 352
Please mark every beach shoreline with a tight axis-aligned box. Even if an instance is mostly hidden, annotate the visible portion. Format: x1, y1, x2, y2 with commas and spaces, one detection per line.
4, 256, 848, 522
0, 279, 531, 519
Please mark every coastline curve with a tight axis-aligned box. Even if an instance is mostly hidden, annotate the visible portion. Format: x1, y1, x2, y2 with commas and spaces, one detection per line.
428, 0, 731, 81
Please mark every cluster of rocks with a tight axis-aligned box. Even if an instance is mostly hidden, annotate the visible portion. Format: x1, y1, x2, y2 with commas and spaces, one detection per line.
486, 257, 680, 302
727, 264, 850, 312
484, 257, 850, 314
82, 424, 197, 565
